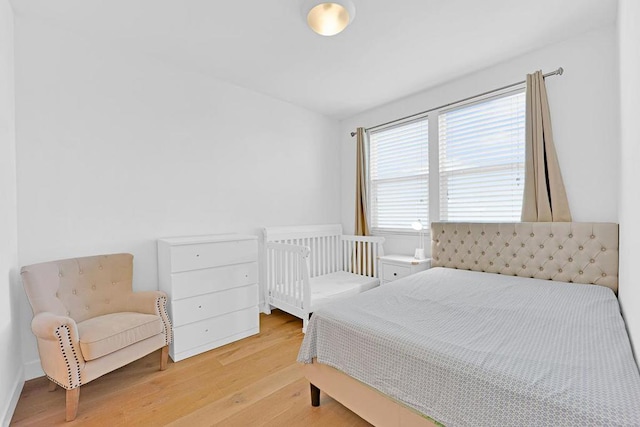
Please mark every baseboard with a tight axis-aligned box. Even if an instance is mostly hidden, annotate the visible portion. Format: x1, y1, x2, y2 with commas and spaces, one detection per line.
1, 365, 24, 427
23, 358, 44, 381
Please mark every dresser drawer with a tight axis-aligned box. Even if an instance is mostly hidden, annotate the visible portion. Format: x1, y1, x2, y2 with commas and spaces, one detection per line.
170, 262, 257, 300
171, 284, 258, 327
172, 306, 259, 354
170, 240, 257, 273
383, 264, 411, 281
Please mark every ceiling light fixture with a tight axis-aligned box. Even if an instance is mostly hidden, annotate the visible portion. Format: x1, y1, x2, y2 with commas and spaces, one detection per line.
302, 0, 356, 36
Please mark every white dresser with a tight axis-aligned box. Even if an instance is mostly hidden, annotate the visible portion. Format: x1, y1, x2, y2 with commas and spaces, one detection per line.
158, 234, 259, 362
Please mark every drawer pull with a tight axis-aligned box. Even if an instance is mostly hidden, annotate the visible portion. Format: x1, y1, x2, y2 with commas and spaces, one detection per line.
393, 273, 397, 276
198, 305, 202, 309
205, 329, 209, 332
196, 254, 200, 257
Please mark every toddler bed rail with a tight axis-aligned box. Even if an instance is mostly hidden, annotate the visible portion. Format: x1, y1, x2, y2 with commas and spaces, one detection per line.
263, 224, 385, 331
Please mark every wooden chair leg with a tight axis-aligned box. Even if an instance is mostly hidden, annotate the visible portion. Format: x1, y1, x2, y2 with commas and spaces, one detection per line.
160, 345, 169, 371
48, 380, 57, 392
66, 387, 80, 421
310, 383, 320, 407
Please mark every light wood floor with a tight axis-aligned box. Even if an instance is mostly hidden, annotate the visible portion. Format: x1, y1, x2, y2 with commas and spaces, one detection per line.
11, 310, 371, 426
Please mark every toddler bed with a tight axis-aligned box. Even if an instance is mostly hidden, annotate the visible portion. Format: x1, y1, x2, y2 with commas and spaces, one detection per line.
263, 224, 384, 331
299, 222, 640, 426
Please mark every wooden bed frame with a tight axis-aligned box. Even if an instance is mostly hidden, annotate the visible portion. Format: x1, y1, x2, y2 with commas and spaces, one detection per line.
305, 361, 438, 427
303, 222, 619, 426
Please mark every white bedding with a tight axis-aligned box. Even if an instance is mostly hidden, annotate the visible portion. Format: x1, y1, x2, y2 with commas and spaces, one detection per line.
309, 271, 379, 311
298, 267, 640, 426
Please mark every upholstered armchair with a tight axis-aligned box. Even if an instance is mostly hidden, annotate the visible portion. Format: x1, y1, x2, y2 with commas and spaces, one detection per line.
21, 253, 172, 421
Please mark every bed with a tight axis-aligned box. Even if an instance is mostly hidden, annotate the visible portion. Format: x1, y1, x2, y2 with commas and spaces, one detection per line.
298, 222, 640, 426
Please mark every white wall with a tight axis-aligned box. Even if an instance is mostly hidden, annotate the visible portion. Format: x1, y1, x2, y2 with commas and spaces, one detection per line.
15, 18, 341, 378
0, 0, 23, 424
340, 26, 619, 255
617, 0, 640, 362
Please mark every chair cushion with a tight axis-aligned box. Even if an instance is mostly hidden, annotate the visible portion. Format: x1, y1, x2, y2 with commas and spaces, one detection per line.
77, 312, 163, 361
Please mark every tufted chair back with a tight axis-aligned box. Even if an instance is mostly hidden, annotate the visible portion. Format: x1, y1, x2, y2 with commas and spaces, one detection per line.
22, 253, 134, 323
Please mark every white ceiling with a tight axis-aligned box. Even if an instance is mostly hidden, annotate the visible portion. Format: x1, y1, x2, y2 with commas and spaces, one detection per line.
11, 0, 617, 119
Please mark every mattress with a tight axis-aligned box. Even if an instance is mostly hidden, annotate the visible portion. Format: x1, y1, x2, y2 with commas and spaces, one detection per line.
309, 271, 379, 311
298, 267, 640, 426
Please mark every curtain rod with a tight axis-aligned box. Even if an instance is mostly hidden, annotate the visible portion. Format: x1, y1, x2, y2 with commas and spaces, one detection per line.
350, 67, 564, 137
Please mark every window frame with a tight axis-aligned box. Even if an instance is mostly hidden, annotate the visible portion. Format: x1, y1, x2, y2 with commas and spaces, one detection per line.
367, 115, 430, 236
367, 85, 526, 237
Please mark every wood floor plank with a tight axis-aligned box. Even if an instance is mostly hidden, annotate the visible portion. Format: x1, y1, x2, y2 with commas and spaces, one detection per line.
11, 310, 368, 426
167, 363, 304, 426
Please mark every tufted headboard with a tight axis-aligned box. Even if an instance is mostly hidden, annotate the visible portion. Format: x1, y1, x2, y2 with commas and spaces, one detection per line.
431, 222, 619, 292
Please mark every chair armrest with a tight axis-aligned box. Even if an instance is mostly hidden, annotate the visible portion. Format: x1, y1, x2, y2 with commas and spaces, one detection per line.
32, 312, 79, 341
31, 312, 85, 389
123, 290, 173, 346
123, 290, 169, 315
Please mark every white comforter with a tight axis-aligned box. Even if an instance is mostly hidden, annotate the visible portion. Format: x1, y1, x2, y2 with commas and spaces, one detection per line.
298, 267, 640, 426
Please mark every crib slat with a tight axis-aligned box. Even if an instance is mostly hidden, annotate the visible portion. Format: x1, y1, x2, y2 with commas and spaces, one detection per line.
346, 240, 350, 273
324, 236, 328, 275
331, 235, 336, 273
344, 237, 347, 272
338, 236, 341, 272
373, 243, 378, 277
320, 236, 324, 276
353, 241, 357, 274
288, 250, 292, 305
345, 239, 349, 273
325, 236, 330, 274
272, 248, 276, 301
318, 237, 321, 276
351, 240, 355, 274
283, 247, 287, 301
293, 251, 297, 306
293, 251, 298, 307
280, 247, 285, 302
364, 241, 368, 276
364, 242, 371, 276
288, 250, 292, 306
274, 248, 279, 301
285, 251, 289, 305
292, 250, 296, 306
300, 255, 307, 309
312, 237, 317, 277
273, 247, 278, 300
267, 247, 272, 301
325, 236, 329, 274
276, 243, 280, 302
269, 247, 273, 300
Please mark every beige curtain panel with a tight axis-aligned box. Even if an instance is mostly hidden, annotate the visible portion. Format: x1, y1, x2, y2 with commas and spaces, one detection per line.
353, 127, 372, 275
355, 127, 370, 236
521, 71, 572, 222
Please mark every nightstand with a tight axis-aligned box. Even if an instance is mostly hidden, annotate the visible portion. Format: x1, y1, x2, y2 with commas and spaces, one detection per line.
379, 255, 431, 284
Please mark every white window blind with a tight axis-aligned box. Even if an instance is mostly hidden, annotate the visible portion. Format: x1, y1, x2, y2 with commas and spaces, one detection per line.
438, 90, 526, 222
369, 117, 428, 233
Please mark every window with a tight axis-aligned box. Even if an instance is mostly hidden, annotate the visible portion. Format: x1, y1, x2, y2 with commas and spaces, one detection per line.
369, 117, 428, 233
366, 88, 526, 234
438, 90, 526, 221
